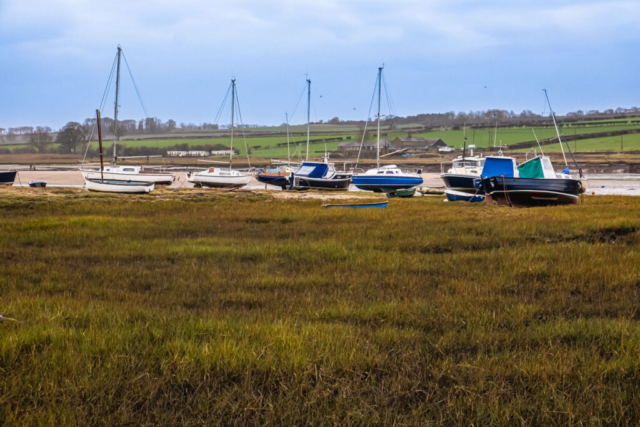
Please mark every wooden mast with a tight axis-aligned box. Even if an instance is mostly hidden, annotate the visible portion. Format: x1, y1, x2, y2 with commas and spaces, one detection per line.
96, 109, 105, 183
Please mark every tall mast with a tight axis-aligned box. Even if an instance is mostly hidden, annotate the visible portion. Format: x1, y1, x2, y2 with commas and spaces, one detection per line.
376, 66, 383, 168
230, 79, 236, 169
113, 45, 122, 166
543, 89, 569, 168
306, 78, 311, 161
96, 109, 104, 183
286, 112, 290, 164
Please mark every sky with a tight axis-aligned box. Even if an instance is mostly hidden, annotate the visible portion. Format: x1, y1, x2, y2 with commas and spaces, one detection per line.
1, 0, 640, 130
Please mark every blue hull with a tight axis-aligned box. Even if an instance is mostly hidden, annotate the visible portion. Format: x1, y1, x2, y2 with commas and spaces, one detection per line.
352, 175, 423, 193
441, 174, 478, 193
323, 201, 388, 209
445, 189, 484, 203
256, 174, 289, 188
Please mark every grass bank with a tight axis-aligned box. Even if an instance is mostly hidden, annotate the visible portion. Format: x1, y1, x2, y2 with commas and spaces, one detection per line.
2, 188, 640, 424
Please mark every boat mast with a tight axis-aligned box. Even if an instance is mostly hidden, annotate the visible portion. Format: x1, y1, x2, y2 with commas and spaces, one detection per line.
230, 78, 236, 169
306, 78, 311, 161
96, 109, 105, 183
376, 66, 383, 169
113, 45, 122, 166
543, 89, 569, 168
286, 112, 290, 164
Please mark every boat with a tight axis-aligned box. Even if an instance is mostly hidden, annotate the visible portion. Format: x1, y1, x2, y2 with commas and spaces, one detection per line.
0, 170, 17, 185
387, 187, 417, 198
289, 158, 352, 190
323, 201, 388, 209
28, 180, 47, 188
479, 156, 581, 207
478, 91, 584, 208
85, 178, 154, 193
82, 166, 174, 185
187, 167, 252, 188
444, 189, 484, 203
256, 166, 299, 189
80, 46, 175, 185
186, 78, 252, 188
352, 66, 423, 193
83, 109, 155, 194
441, 144, 485, 194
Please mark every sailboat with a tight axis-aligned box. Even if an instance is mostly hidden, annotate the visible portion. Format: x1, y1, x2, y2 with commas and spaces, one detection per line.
81, 46, 175, 186
478, 90, 584, 207
186, 79, 252, 188
351, 66, 422, 195
85, 109, 155, 193
288, 78, 352, 190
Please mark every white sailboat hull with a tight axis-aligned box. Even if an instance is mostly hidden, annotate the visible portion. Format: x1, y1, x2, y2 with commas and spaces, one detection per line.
81, 170, 174, 185
187, 171, 252, 188
85, 179, 155, 193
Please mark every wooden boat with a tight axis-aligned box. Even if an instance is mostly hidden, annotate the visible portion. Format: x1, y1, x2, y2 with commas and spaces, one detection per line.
0, 170, 17, 185
85, 178, 154, 193
323, 201, 388, 209
28, 180, 47, 188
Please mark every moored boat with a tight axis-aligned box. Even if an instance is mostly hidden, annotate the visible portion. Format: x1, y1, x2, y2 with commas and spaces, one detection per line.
445, 189, 484, 203
323, 201, 388, 209
256, 166, 298, 189
289, 159, 352, 190
85, 178, 154, 193
81, 166, 174, 185
441, 145, 485, 194
28, 180, 47, 188
187, 167, 252, 188
0, 170, 17, 185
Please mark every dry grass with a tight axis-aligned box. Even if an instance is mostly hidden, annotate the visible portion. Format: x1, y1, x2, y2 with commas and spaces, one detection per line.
2, 188, 640, 424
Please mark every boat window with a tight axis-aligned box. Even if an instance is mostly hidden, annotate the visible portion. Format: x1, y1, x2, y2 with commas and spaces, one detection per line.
378, 171, 385, 174
453, 161, 463, 168
123, 168, 135, 172
386, 171, 394, 174
542, 158, 554, 171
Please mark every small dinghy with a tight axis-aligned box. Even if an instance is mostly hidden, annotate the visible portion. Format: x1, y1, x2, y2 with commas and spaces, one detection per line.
323, 201, 388, 209
85, 178, 154, 193
28, 180, 47, 188
387, 187, 416, 198
444, 189, 484, 203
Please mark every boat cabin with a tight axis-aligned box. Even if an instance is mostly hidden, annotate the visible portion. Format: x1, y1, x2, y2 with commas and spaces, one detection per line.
481, 156, 520, 178
517, 156, 558, 179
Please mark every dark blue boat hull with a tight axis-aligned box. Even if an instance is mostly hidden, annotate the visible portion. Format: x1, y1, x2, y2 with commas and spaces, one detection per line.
352, 175, 423, 193
441, 174, 478, 193
324, 201, 388, 209
256, 174, 289, 189
480, 176, 581, 207
0, 170, 17, 185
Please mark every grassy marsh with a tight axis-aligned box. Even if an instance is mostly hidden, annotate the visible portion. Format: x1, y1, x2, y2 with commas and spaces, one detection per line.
2, 188, 640, 424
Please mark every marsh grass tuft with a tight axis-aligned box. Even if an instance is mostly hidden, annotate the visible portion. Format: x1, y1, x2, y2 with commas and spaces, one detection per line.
2, 187, 640, 424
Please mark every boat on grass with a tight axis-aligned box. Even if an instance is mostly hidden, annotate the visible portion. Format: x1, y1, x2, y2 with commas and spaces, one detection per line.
387, 187, 417, 198
441, 144, 485, 194
445, 189, 484, 203
85, 178, 154, 193
29, 180, 47, 188
256, 166, 299, 189
323, 201, 388, 209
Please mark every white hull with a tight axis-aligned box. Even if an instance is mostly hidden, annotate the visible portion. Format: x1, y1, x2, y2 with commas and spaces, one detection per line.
187, 172, 252, 188
85, 179, 155, 193
81, 170, 174, 185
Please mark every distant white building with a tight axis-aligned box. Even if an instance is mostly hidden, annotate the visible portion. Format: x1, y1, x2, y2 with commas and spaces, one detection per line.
439, 146, 455, 153
166, 150, 212, 157
210, 150, 234, 155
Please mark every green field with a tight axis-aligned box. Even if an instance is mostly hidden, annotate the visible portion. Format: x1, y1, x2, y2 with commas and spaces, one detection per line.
2, 188, 640, 423
4, 122, 640, 158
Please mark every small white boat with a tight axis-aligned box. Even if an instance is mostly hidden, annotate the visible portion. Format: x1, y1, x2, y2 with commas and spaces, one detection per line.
85, 178, 155, 193
81, 166, 175, 185
186, 168, 252, 188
